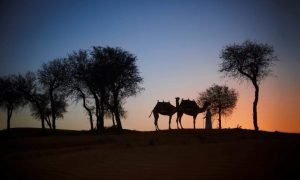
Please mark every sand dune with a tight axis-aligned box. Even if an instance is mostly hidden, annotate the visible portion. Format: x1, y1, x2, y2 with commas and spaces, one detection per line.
0, 128, 299, 179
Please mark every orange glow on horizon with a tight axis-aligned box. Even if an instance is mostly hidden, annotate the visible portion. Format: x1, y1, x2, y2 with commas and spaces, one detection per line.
0, 65, 299, 133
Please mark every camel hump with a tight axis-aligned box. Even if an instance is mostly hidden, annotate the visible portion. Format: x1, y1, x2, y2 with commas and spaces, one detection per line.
181, 99, 193, 104
180, 99, 198, 108
156, 101, 175, 109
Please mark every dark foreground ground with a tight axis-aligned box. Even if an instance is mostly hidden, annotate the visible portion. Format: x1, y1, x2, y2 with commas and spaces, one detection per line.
0, 128, 300, 179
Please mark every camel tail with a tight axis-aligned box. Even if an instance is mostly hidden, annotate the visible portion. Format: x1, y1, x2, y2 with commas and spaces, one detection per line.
149, 110, 153, 118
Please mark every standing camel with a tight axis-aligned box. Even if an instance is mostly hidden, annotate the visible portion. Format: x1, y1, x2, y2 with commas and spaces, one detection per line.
149, 97, 180, 130
176, 99, 210, 129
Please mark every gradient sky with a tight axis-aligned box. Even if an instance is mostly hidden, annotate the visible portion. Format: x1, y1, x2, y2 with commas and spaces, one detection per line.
0, 0, 299, 132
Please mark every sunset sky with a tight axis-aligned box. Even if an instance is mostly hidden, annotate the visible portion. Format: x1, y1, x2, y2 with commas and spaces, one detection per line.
0, 0, 299, 132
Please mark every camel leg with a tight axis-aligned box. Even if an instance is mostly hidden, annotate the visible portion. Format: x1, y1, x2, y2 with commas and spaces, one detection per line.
179, 116, 184, 129
168, 115, 172, 130
193, 115, 197, 129
155, 121, 159, 131
154, 113, 159, 131
193, 118, 196, 129
177, 113, 183, 129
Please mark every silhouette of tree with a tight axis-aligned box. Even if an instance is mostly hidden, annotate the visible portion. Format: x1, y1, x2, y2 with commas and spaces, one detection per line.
68, 47, 143, 133
38, 58, 70, 130
197, 84, 238, 129
0, 80, 2, 128
51, 94, 68, 119
0, 75, 25, 130
16, 72, 47, 131
0, 46, 142, 132
30, 94, 67, 130
44, 108, 52, 129
105, 99, 127, 128
68, 50, 95, 131
16, 72, 67, 131
90, 47, 111, 132
28, 93, 51, 130
220, 40, 277, 131
92, 46, 143, 131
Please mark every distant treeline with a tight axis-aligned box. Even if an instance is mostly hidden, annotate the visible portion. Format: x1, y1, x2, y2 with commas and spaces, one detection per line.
0, 46, 143, 133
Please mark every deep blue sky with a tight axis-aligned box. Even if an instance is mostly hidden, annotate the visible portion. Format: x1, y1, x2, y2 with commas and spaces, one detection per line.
0, 0, 299, 132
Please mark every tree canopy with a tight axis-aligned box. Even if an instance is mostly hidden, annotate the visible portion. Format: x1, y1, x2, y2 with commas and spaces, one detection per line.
91, 46, 143, 131
37, 58, 71, 130
0, 75, 25, 129
198, 84, 238, 129
220, 40, 277, 83
220, 40, 277, 131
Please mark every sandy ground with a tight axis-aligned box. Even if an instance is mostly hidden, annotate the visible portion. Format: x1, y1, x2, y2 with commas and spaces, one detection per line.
0, 128, 299, 179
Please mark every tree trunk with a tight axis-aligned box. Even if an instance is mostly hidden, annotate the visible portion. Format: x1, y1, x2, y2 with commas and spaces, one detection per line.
115, 107, 122, 131
94, 95, 99, 130
45, 116, 52, 129
37, 104, 45, 131
40, 114, 45, 131
93, 93, 104, 132
113, 93, 122, 131
89, 112, 94, 131
49, 90, 56, 130
253, 83, 259, 131
7, 106, 13, 130
81, 91, 93, 131
108, 104, 116, 128
218, 108, 222, 129
111, 111, 116, 127
99, 94, 105, 131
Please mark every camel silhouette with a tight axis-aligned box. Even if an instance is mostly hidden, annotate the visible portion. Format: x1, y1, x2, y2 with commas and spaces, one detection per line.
176, 99, 210, 129
149, 97, 180, 130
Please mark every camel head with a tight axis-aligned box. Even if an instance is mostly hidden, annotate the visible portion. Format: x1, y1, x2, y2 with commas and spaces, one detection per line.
202, 101, 211, 110
175, 97, 180, 108
198, 101, 211, 113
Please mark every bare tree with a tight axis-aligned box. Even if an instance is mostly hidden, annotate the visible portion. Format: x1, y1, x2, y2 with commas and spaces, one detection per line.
16, 72, 67, 131
0, 75, 25, 130
68, 50, 95, 131
220, 40, 277, 131
38, 58, 70, 130
28, 93, 51, 130
105, 99, 127, 128
29, 94, 67, 130
198, 84, 238, 129
16, 72, 48, 131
